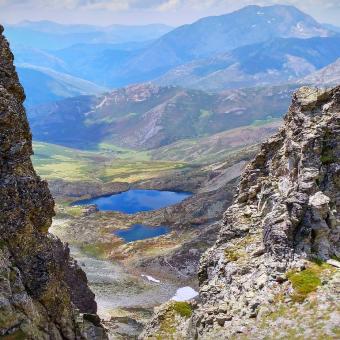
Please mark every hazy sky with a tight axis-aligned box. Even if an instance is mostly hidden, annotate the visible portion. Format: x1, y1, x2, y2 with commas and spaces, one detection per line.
1, 0, 339, 26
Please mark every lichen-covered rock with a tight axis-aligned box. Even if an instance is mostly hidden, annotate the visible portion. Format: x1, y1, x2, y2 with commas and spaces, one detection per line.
0, 25, 107, 339
141, 86, 339, 339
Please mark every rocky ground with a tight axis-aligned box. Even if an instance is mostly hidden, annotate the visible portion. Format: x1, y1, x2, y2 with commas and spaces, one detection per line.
141, 86, 340, 339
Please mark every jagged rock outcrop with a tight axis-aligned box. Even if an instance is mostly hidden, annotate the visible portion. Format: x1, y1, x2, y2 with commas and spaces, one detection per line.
141, 86, 339, 339
0, 26, 107, 339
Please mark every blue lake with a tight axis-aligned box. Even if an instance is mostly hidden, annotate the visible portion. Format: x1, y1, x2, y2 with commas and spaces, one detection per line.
114, 224, 170, 242
73, 189, 191, 214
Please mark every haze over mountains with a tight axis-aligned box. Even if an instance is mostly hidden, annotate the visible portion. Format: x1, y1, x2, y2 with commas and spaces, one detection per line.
4, 4, 340, 154
156, 36, 340, 91
6, 20, 173, 49
5, 4, 340, 108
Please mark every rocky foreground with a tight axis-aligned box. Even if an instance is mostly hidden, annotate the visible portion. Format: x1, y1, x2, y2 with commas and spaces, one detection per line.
141, 87, 340, 339
0, 26, 106, 339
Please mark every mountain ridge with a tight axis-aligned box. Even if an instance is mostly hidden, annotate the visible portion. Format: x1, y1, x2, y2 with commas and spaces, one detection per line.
27, 83, 296, 150
7, 4, 337, 93
17, 64, 107, 106
156, 36, 340, 91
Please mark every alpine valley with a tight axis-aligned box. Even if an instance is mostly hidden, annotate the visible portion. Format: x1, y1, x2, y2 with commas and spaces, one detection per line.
0, 3, 339, 340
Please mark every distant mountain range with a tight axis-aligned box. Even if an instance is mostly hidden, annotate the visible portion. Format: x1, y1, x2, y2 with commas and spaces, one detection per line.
27, 83, 297, 150
105, 4, 333, 86
5, 21, 173, 49
18, 65, 106, 106
322, 23, 340, 33
5, 4, 340, 107
155, 36, 340, 91
298, 58, 340, 86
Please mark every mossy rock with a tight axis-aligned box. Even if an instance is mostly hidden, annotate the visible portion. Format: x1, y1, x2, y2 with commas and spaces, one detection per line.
154, 302, 193, 339
224, 249, 240, 262
287, 264, 324, 302
172, 301, 192, 318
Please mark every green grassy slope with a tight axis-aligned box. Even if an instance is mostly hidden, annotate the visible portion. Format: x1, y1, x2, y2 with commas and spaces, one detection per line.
32, 118, 282, 184
32, 142, 187, 183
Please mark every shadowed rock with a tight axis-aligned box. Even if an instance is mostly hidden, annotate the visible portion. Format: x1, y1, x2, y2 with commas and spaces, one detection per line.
0, 25, 107, 339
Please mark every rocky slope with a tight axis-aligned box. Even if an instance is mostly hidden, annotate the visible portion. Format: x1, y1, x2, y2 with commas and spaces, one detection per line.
141, 86, 340, 339
0, 25, 106, 339
299, 58, 340, 86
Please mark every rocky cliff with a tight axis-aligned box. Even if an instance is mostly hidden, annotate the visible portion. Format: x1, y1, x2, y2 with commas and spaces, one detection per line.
0, 26, 106, 339
142, 86, 340, 339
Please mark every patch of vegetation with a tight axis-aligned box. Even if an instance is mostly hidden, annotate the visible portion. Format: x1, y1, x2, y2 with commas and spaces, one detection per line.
100, 160, 187, 183
64, 206, 84, 217
97, 143, 150, 161
199, 109, 212, 119
155, 302, 192, 339
0, 239, 6, 249
1, 329, 27, 340
320, 151, 335, 165
224, 234, 258, 262
321, 137, 335, 165
32, 142, 103, 181
287, 264, 323, 302
157, 315, 176, 339
81, 243, 113, 259
224, 249, 241, 262
32, 141, 188, 184
250, 116, 280, 127
172, 301, 192, 318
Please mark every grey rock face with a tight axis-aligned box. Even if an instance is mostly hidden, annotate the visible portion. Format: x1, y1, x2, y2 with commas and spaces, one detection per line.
194, 86, 339, 338
141, 86, 339, 339
0, 25, 106, 339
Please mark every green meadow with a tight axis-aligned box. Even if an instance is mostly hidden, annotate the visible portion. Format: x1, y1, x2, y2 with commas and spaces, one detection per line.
32, 141, 188, 183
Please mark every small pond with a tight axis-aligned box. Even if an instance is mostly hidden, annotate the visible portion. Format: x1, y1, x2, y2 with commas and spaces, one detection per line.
73, 189, 191, 214
114, 224, 170, 242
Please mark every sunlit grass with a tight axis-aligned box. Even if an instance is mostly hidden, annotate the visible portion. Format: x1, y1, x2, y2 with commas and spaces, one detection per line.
32, 141, 188, 183
100, 160, 187, 183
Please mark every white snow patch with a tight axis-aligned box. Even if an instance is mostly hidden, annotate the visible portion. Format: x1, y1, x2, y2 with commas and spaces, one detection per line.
96, 96, 108, 109
141, 274, 160, 283
297, 22, 304, 32
171, 287, 198, 302
257, 11, 264, 15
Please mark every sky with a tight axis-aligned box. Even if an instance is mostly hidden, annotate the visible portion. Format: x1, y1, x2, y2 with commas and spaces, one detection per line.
0, 0, 339, 26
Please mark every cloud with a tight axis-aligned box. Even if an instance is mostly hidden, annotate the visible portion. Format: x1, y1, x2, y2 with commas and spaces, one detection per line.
157, 0, 181, 11
1, 0, 340, 26
0, 0, 183, 11
2, 0, 340, 12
